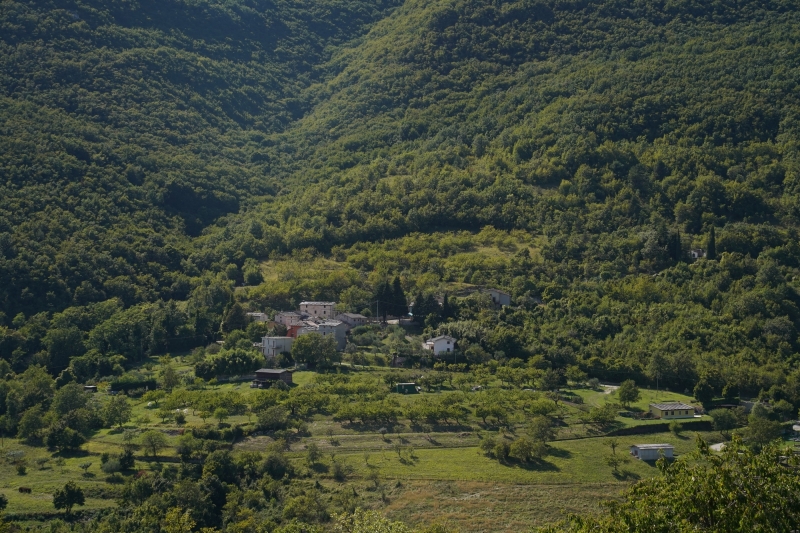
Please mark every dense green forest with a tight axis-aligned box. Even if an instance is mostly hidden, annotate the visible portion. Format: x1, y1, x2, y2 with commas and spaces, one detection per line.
3, 0, 800, 529
4, 0, 800, 396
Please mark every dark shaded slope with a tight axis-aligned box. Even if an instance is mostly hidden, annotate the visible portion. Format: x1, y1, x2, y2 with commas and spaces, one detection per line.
0, 0, 400, 319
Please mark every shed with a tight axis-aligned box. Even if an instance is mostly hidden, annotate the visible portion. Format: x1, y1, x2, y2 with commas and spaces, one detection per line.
649, 402, 695, 419
396, 383, 420, 394
486, 288, 512, 307
252, 368, 293, 388
83, 385, 97, 393
630, 443, 674, 461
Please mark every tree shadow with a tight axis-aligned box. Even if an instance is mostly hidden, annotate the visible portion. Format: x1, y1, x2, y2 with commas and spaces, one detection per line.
310, 463, 329, 474
612, 469, 641, 481
513, 459, 560, 472
54, 449, 90, 459
547, 447, 572, 459
342, 421, 405, 433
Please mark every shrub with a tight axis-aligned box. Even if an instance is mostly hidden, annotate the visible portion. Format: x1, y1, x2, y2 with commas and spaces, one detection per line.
101, 458, 121, 474
119, 450, 135, 470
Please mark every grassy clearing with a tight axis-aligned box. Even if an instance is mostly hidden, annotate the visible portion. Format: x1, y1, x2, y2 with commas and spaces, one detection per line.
382, 480, 621, 532
333, 431, 710, 485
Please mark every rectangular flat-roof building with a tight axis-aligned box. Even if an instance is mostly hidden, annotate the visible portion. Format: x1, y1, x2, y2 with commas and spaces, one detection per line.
650, 402, 695, 419
630, 443, 674, 461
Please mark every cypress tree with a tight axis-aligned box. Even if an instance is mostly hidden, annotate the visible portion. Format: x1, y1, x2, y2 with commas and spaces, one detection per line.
442, 294, 454, 320
374, 281, 392, 322
391, 276, 407, 317
669, 231, 682, 262
707, 226, 717, 260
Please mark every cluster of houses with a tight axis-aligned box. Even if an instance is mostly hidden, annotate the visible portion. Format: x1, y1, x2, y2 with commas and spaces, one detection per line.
250, 301, 371, 359
247, 288, 514, 363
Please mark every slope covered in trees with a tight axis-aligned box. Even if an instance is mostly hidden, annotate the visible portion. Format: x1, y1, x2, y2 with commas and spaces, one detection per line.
0, 0, 401, 322
3, 1, 800, 407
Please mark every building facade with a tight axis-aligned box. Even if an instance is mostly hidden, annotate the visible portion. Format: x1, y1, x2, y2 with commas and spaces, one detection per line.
486, 288, 512, 307
629, 444, 674, 461
252, 368, 293, 388
299, 301, 336, 319
297, 320, 347, 350
262, 336, 294, 359
649, 402, 695, 419
423, 335, 456, 355
335, 312, 368, 330
275, 311, 303, 326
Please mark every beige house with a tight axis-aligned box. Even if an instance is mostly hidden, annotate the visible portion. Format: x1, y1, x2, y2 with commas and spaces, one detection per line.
335, 313, 368, 330
649, 402, 695, 419
299, 301, 336, 319
275, 311, 303, 326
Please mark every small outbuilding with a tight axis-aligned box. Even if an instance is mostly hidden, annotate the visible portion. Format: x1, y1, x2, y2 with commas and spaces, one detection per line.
485, 288, 512, 307
396, 383, 420, 394
649, 402, 695, 419
252, 368, 293, 388
83, 385, 97, 393
630, 443, 674, 461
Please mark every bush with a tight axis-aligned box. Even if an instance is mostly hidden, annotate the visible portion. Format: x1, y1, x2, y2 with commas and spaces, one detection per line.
174, 412, 186, 425
669, 421, 683, 435
119, 450, 135, 470
105, 472, 124, 484
16, 464, 26, 475
101, 458, 121, 474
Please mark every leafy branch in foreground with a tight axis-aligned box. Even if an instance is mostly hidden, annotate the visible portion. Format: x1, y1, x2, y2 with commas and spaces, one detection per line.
539, 435, 800, 533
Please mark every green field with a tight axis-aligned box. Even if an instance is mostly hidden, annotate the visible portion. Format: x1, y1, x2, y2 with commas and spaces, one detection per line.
0, 359, 736, 532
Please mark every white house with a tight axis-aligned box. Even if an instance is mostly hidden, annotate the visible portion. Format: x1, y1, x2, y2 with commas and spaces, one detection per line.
486, 288, 512, 307
629, 443, 674, 461
649, 402, 696, 419
423, 335, 456, 355
275, 311, 303, 326
335, 313, 368, 330
690, 249, 706, 260
299, 301, 336, 319
262, 336, 294, 359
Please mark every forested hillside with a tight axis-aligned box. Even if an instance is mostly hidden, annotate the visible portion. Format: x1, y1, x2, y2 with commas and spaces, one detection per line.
4, 0, 800, 393
4, 0, 800, 531
0, 0, 400, 321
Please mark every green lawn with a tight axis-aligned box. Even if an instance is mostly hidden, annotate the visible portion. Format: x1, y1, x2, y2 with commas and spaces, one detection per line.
323, 431, 711, 485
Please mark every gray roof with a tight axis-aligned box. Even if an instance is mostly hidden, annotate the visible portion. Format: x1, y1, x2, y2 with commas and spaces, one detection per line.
338, 313, 367, 318
631, 444, 674, 450
650, 402, 694, 410
255, 368, 291, 375
300, 301, 336, 305
487, 288, 511, 295
426, 335, 456, 342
